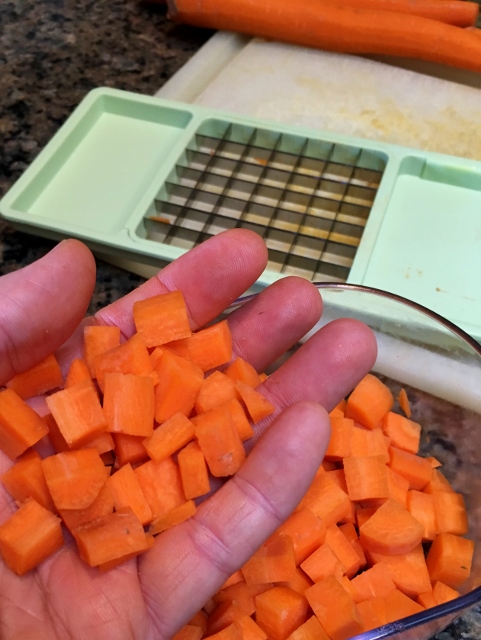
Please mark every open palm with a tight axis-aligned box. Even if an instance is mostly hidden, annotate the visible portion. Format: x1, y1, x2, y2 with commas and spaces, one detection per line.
0, 229, 376, 639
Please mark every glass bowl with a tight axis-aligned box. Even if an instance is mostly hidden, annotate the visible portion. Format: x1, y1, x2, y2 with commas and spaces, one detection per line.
230, 282, 481, 640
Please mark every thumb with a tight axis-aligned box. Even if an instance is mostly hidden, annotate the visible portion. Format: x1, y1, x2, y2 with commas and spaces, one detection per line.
0, 239, 96, 386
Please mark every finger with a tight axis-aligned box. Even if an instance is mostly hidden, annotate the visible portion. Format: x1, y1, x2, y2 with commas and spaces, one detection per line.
253, 318, 378, 441
227, 275, 323, 373
139, 401, 330, 639
0, 240, 96, 386
95, 229, 268, 336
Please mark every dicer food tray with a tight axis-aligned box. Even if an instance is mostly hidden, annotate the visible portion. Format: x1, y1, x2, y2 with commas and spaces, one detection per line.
1, 88, 480, 339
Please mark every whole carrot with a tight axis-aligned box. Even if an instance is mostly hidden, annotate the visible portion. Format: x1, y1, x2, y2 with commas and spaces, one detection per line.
167, 0, 481, 72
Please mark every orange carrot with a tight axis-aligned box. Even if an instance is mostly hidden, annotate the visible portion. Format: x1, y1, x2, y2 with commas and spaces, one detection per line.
94, 333, 153, 392
388, 446, 433, 490
83, 325, 121, 377
242, 534, 297, 585
107, 462, 153, 526
255, 586, 309, 640
235, 615, 269, 640
133, 290, 192, 348
235, 380, 275, 424
194, 404, 246, 477
383, 589, 424, 623
152, 349, 204, 424
0, 498, 63, 575
203, 622, 243, 640
45, 379, 107, 449
6, 353, 63, 400
82, 431, 115, 456
59, 483, 114, 532
385, 466, 410, 507
143, 412, 195, 462
73, 507, 150, 567
112, 433, 149, 467
381, 412, 421, 454
343, 455, 389, 503
339, 522, 366, 568
325, 524, 362, 578
181, 319, 233, 372
285, 615, 330, 640
325, 417, 354, 461
177, 441, 211, 500
103, 372, 155, 437
305, 575, 363, 640
300, 542, 346, 583
407, 490, 436, 541
220, 397, 254, 441
148, 499, 196, 535
425, 532, 474, 588
356, 597, 388, 632
1, 450, 56, 512
398, 388, 412, 418
224, 357, 262, 388
299, 471, 352, 527
213, 581, 274, 617
423, 468, 455, 494
169, 0, 481, 73
349, 562, 396, 603
173, 625, 204, 640
359, 499, 424, 555
432, 580, 460, 604
277, 568, 313, 596
367, 544, 432, 597
274, 508, 327, 565
0, 388, 49, 459
345, 373, 393, 430
432, 490, 469, 536
350, 426, 390, 463
134, 456, 186, 519
41, 448, 108, 511
65, 358, 94, 389
195, 370, 237, 414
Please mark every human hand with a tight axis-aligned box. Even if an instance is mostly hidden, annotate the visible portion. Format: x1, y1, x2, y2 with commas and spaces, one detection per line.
0, 229, 376, 639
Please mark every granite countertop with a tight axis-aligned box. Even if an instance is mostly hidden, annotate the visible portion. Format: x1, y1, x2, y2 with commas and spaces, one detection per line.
0, 1, 480, 638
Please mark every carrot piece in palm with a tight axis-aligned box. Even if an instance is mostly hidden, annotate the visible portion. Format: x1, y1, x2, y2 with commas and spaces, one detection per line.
398, 388, 412, 418
94, 333, 153, 392
426, 533, 474, 588
153, 349, 204, 424
325, 524, 362, 578
59, 483, 114, 532
224, 357, 262, 388
1, 450, 55, 512
103, 372, 155, 437
285, 615, 329, 640
42, 448, 108, 510
73, 507, 150, 567
177, 441, 211, 500
143, 412, 195, 462
349, 563, 396, 603
133, 290, 192, 348
388, 446, 433, 490
220, 397, 254, 441
148, 500, 196, 535
406, 490, 436, 541
189, 611, 209, 634
45, 379, 107, 449
207, 600, 247, 636
65, 358, 94, 389
343, 455, 389, 503
367, 544, 432, 597
0, 498, 63, 575
345, 374, 393, 430
305, 576, 363, 640
194, 404, 246, 477
219, 570, 244, 591
194, 370, 237, 414
235, 380, 275, 424
134, 456, 186, 519
381, 412, 421, 454
432, 491, 469, 536
235, 615, 269, 640
6, 353, 63, 400
0, 388, 49, 459
107, 462, 153, 526
112, 433, 149, 467
183, 319, 232, 372
242, 534, 297, 585
360, 498, 424, 555
300, 542, 346, 583
325, 417, 354, 461
83, 325, 121, 377
275, 508, 327, 565
255, 586, 309, 640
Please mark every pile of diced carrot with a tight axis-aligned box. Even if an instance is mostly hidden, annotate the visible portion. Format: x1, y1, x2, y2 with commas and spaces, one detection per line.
0, 289, 475, 640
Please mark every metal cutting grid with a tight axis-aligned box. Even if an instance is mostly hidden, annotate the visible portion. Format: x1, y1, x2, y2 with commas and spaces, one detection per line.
145, 121, 387, 282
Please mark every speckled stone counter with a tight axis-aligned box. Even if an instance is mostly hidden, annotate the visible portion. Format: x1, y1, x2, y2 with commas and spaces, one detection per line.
1, 1, 480, 638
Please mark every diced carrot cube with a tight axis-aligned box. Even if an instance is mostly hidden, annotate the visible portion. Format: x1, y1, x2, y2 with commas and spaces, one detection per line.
133, 290, 192, 348
0, 388, 49, 459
